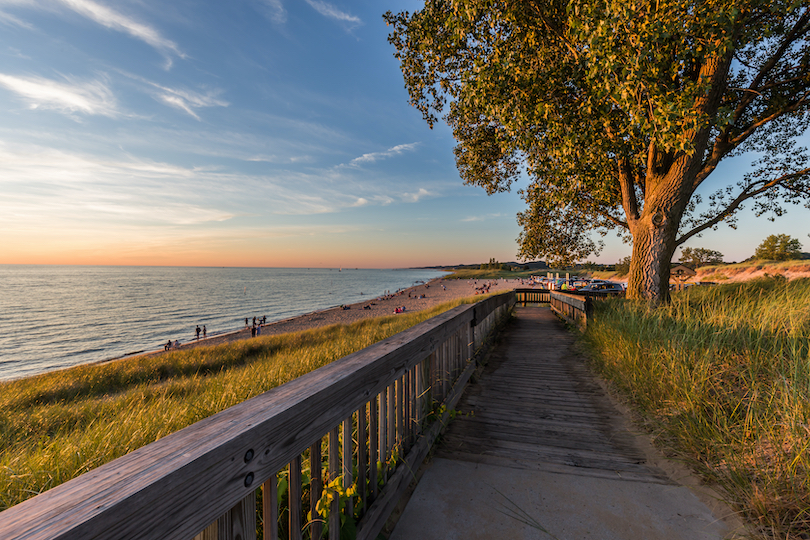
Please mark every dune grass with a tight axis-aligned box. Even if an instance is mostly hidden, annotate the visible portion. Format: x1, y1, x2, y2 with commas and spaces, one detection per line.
582, 277, 810, 538
0, 296, 480, 512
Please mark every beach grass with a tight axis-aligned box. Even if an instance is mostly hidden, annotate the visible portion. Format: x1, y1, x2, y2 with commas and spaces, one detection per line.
0, 296, 481, 512
582, 277, 810, 538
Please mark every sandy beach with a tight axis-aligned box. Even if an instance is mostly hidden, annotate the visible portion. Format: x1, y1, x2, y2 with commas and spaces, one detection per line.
148, 277, 526, 357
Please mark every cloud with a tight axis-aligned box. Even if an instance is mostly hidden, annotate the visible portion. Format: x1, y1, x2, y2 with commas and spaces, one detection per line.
55, 0, 184, 67
401, 188, 432, 203
0, 9, 32, 28
304, 0, 361, 28
0, 72, 118, 116
256, 0, 286, 24
349, 142, 419, 166
119, 72, 228, 120
152, 86, 228, 120
461, 213, 504, 222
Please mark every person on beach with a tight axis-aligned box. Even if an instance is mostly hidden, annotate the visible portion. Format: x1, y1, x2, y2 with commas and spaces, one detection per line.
245, 318, 249, 328
165, 340, 172, 351
196, 326, 201, 340
173, 340, 180, 349
251, 325, 256, 337
203, 325, 207, 338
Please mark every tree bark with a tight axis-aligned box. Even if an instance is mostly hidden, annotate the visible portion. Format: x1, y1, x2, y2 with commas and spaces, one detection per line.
626, 217, 677, 304
625, 172, 690, 303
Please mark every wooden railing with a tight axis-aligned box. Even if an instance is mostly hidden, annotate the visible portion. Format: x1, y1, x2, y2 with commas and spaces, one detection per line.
0, 292, 515, 540
550, 291, 592, 330
514, 288, 550, 305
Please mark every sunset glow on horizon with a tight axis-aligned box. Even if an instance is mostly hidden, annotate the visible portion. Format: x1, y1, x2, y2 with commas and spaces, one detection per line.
1, 1, 808, 269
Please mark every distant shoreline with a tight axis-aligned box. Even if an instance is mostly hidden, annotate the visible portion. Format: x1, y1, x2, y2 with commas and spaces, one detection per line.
104, 276, 522, 364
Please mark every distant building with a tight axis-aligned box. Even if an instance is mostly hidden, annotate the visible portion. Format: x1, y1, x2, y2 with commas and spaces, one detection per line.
670, 264, 697, 290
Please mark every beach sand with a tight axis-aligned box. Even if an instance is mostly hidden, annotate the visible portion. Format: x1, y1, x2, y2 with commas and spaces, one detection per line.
149, 277, 525, 357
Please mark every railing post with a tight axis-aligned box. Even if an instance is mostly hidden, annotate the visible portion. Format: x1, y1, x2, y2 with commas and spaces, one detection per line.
342, 417, 353, 521
289, 456, 302, 540
328, 427, 340, 540
369, 394, 379, 501
357, 404, 367, 514
263, 474, 278, 540
309, 441, 323, 540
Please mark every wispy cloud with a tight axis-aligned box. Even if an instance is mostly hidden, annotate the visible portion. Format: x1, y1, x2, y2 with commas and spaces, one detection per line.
119, 71, 228, 120
461, 213, 505, 222
0, 72, 118, 116
304, 0, 361, 28
401, 188, 432, 203
255, 0, 286, 24
349, 142, 419, 166
0, 9, 32, 28
55, 0, 184, 68
152, 85, 228, 120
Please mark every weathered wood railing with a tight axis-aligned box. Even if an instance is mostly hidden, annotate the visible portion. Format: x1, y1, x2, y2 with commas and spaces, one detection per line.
514, 288, 550, 305
0, 292, 514, 540
550, 291, 592, 330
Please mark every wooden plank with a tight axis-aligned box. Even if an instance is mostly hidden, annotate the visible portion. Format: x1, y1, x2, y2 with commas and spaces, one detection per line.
328, 428, 339, 540
369, 395, 378, 502
308, 442, 322, 540
387, 383, 395, 462
288, 457, 302, 540
217, 492, 256, 540
341, 417, 353, 519
262, 474, 277, 540
356, 405, 367, 514
379, 388, 387, 478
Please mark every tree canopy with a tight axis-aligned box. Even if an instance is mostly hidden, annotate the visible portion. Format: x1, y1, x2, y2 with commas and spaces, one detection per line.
754, 233, 803, 260
679, 247, 724, 267
385, 0, 810, 303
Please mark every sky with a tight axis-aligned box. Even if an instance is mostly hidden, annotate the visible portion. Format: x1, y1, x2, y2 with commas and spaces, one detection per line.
0, 0, 807, 269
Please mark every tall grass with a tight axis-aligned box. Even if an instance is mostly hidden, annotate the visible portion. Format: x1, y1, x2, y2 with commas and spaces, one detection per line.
583, 277, 810, 539
0, 297, 478, 512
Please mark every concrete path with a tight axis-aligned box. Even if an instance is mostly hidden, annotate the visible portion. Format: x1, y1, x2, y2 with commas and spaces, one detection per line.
389, 307, 745, 540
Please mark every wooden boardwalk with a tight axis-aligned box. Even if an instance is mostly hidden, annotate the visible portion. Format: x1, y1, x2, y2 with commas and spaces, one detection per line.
435, 306, 671, 484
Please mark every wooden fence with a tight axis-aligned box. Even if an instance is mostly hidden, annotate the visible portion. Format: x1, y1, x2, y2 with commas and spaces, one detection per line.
0, 292, 515, 540
514, 288, 550, 305
549, 291, 592, 330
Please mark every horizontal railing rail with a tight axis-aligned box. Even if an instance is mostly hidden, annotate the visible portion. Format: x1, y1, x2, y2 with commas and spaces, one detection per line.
0, 292, 515, 540
514, 288, 550, 305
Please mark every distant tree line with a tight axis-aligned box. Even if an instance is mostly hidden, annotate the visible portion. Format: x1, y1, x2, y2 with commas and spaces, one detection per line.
615, 234, 805, 273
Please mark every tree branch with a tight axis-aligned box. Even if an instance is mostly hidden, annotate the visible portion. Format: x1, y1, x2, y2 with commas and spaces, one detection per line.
731, 10, 810, 127
678, 166, 810, 245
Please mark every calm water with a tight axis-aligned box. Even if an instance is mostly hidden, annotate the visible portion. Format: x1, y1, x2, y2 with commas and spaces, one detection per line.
0, 266, 448, 381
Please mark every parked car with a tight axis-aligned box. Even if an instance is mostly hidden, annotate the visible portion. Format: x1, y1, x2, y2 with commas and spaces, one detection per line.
577, 282, 625, 294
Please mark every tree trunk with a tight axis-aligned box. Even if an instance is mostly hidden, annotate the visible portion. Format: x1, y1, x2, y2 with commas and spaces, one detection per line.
625, 206, 679, 304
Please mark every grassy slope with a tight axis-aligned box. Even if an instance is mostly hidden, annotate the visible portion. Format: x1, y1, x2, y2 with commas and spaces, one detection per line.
0, 297, 479, 511
582, 277, 810, 539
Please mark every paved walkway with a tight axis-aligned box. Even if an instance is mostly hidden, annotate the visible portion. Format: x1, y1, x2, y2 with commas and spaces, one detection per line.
390, 307, 745, 540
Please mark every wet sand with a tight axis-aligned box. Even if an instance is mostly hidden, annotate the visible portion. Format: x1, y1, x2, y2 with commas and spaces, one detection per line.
141, 277, 526, 358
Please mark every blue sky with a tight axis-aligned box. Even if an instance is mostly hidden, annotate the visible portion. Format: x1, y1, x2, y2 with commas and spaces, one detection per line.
0, 0, 807, 268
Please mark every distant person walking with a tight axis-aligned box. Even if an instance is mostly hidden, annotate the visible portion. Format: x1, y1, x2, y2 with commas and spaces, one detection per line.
196, 326, 201, 340
203, 325, 207, 338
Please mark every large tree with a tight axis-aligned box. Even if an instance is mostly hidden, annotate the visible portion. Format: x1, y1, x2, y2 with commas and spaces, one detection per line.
754, 233, 803, 260
385, 1, 810, 303
679, 247, 724, 267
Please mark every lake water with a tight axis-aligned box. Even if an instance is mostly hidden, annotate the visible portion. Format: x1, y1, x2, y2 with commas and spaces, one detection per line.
0, 265, 449, 381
